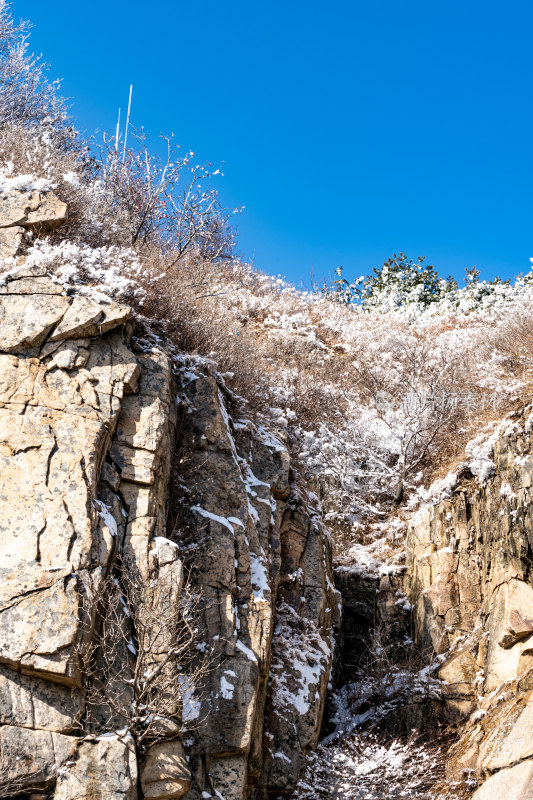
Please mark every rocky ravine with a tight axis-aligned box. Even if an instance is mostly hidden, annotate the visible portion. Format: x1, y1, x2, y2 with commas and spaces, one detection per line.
0, 200, 335, 799
5, 187, 533, 800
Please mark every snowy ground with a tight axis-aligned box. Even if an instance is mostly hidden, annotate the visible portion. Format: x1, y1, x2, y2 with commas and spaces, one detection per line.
296, 734, 446, 800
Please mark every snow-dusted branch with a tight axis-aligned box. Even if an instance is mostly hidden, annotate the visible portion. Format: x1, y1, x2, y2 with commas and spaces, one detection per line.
0, 1, 67, 130
97, 129, 239, 263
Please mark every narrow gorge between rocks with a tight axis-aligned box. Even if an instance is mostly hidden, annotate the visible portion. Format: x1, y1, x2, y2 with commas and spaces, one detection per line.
2, 188, 533, 800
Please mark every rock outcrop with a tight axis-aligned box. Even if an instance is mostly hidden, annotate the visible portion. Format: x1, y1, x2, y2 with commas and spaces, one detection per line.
405, 408, 533, 797
0, 185, 67, 258
0, 259, 334, 799
170, 361, 335, 800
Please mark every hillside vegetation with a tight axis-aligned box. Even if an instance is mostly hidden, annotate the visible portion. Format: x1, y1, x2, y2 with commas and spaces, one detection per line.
1, 0, 533, 571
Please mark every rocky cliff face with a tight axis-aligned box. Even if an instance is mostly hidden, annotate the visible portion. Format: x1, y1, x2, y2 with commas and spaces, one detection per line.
0, 240, 334, 796
406, 408, 533, 798
6, 189, 533, 800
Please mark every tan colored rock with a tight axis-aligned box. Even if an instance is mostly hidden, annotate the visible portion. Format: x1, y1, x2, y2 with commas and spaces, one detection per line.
0, 297, 152, 688
0, 225, 24, 257
0, 292, 71, 352
0, 273, 334, 800
496, 580, 533, 648
99, 301, 132, 333
176, 363, 334, 798
471, 759, 533, 799
110, 442, 159, 484
207, 755, 247, 800
115, 395, 170, 452
438, 646, 479, 720
141, 740, 191, 799
0, 665, 82, 732
49, 295, 104, 340
0, 725, 76, 791
0, 571, 102, 686
50, 341, 80, 369
53, 736, 138, 800
0, 189, 66, 257
49, 296, 132, 341
0, 275, 64, 294
406, 407, 533, 787
0, 189, 66, 231
485, 582, 533, 691
2, 264, 47, 279
477, 691, 533, 772
23, 194, 67, 231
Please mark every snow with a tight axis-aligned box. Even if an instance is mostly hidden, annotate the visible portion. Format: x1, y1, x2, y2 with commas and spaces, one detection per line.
500, 481, 516, 498
422, 470, 459, 503
93, 499, 117, 537
95, 728, 131, 741
270, 606, 331, 717
465, 424, 501, 485
6, 229, 528, 565
335, 540, 403, 580
235, 639, 258, 663
20, 239, 142, 302
179, 676, 201, 723
5, 164, 531, 797
150, 537, 181, 570
0, 166, 54, 193
191, 505, 236, 534
249, 550, 270, 601
62, 170, 80, 187
295, 734, 445, 799
152, 536, 180, 556
220, 672, 235, 699
217, 388, 240, 465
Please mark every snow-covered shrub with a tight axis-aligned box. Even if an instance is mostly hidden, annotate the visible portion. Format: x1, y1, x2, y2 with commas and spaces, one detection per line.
0, 3, 238, 262
0, 1, 67, 131
2, 0, 533, 564
322, 252, 533, 318
96, 130, 238, 260
321, 254, 456, 310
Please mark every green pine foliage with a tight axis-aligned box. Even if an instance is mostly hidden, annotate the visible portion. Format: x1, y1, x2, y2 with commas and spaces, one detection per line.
321, 253, 530, 314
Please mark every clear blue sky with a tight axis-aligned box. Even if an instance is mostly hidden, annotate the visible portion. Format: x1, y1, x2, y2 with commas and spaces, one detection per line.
14, 0, 533, 287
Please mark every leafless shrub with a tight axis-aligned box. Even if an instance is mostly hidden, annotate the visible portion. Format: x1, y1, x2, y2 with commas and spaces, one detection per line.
79, 561, 210, 753
96, 129, 237, 260
354, 335, 478, 506
0, 769, 45, 799
488, 303, 533, 381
